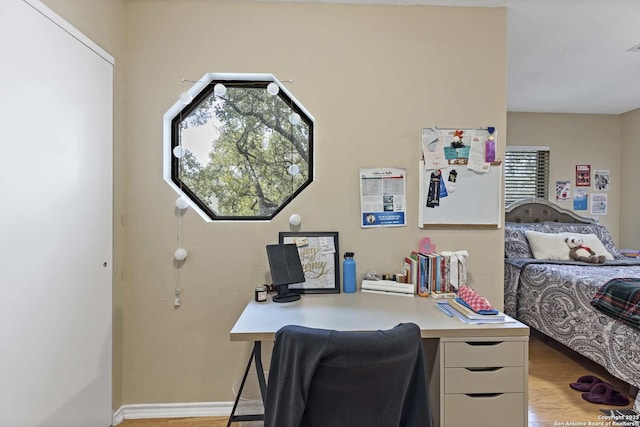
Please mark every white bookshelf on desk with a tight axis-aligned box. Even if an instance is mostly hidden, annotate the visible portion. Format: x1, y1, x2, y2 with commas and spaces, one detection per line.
229, 291, 529, 427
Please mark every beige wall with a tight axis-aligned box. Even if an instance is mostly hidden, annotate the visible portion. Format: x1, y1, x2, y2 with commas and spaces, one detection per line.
621, 108, 640, 249
40, 0, 507, 408
121, 0, 506, 405
506, 112, 622, 244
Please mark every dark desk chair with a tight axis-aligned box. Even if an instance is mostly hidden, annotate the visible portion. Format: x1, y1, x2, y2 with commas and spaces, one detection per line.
264, 323, 433, 427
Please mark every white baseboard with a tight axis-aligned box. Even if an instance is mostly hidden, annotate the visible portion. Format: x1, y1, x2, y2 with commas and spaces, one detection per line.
112, 401, 235, 425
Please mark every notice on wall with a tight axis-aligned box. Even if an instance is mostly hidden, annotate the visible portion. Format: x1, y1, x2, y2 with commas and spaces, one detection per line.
556, 180, 571, 202
593, 170, 610, 191
590, 193, 608, 215
360, 168, 407, 228
576, 165, 591, 187
574, 188, 588, 211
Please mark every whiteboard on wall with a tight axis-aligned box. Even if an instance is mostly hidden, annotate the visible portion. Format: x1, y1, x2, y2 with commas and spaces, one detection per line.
419, 160, 502, 227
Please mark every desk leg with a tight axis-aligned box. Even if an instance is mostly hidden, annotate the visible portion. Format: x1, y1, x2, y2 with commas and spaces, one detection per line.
253, 341, 268, 403
227, 341, 266, 427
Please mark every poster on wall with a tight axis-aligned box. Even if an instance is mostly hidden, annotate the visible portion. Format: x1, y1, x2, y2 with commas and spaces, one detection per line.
593, 170, 610, 191
576, 165, 591, 187
279, 232, 340, 294
574, 188, 588, 211
590, 193, 608, 215
556, 181, 571, 202
360, 168, 407, 228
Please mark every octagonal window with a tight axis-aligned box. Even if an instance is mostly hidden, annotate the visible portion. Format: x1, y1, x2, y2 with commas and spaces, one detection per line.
163, 73, 314, 221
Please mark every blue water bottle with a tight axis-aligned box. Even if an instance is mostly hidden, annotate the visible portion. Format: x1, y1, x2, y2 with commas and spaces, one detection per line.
343, 252, 356, 293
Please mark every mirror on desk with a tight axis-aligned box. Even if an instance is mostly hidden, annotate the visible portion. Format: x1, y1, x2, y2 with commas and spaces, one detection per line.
266, 243, 306, 303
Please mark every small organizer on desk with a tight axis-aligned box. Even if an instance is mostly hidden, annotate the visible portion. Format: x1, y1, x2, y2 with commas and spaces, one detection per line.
439, 337, 528, 427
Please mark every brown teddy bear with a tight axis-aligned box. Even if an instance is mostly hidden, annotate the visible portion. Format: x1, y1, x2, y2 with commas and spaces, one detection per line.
565, 236, 606, 264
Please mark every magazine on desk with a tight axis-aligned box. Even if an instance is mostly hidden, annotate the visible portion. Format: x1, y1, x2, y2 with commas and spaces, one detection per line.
436, 300, 515, 324
447, 298, 505, 320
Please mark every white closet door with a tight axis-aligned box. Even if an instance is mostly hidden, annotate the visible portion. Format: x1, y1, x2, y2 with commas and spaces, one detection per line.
0, 1, 113, 426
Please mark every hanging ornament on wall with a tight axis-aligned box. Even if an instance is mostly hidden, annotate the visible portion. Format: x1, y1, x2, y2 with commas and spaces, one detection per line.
289, 112, 301, 125
175, 196, 189, 210
288, 164, 300, 176
173, 146, 186, 158
172, 79, 195, 308
174, 248, 188, 261
267, 82, 279, 95
214, 83, 227, 97
179, 91, 193, 105
289, 213, 302, 227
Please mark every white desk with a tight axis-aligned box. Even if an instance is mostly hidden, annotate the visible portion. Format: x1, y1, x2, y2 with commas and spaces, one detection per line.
229, 292, 529, 427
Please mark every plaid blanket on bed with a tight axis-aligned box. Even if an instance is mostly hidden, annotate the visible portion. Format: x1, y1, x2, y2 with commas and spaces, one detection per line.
591, 278, 640, 331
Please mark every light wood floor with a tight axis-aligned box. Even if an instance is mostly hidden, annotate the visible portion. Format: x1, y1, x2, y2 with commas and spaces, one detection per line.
527, 331, 634, 426
118, 332, 635, 427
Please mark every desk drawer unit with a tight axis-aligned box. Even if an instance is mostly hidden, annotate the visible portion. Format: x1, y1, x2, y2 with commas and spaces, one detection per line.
444, 393, 525, 427
444, 340, 525, 367
441, 338, 528, 427
445, 366, 524, 394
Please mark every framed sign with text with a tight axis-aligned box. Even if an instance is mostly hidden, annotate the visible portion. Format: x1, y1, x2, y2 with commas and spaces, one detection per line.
278, 232, 340, 294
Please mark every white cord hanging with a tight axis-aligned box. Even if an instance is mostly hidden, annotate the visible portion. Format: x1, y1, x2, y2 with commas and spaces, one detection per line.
173, 79, 191, 308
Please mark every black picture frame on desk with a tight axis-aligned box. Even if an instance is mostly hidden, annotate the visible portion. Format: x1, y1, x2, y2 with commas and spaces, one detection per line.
278, 231, 340, 294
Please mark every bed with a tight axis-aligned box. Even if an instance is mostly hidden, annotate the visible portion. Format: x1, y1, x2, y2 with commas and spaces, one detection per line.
504, 198, 640, 411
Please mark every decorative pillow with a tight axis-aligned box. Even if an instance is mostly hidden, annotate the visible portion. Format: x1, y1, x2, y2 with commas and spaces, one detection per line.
541, 222, 624, 259
525, 230, 614, 261
504, 222, 545, 258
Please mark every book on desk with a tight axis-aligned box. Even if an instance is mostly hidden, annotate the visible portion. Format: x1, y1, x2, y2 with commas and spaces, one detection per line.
361, 279, 414, 297
437, 299, 512, 324
447, 298, 505, 320
407, 250, 466, 296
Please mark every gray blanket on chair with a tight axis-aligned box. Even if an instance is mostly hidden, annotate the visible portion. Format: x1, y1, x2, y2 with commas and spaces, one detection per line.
264, 323, 433, 427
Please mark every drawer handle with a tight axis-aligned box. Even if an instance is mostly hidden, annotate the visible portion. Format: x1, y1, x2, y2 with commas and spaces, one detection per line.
465, 341, 501, 347
465, 367, 502, 372
464, 393, 504, 399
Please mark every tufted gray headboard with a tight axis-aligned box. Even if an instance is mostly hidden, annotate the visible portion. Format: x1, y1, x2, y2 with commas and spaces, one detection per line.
505, 198, 596, 224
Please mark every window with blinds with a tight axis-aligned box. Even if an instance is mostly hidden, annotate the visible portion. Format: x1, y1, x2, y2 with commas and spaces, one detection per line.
504, 147, 550, 206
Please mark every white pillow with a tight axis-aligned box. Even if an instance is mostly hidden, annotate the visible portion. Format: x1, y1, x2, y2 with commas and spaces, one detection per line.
524, 230, 614, 261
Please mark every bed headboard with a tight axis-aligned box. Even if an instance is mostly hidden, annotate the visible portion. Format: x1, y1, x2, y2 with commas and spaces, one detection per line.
505, 198, 596, 224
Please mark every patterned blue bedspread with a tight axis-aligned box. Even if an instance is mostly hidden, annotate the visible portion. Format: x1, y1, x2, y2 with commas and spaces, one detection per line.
504, 258, 640, 412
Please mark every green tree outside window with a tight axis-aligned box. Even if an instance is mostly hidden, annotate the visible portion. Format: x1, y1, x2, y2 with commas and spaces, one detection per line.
164, 74, 314, 221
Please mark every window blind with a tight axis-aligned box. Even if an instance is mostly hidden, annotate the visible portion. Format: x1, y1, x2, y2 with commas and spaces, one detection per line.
504, 147, 550, 206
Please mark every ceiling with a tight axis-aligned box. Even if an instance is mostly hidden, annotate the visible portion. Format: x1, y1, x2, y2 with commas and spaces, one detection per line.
502, 0, 640, 114
276, 0, 640, 114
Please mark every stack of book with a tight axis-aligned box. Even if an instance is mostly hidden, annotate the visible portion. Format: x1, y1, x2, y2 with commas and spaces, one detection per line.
361, 279, 414, 297
403, 251, 465, 297
445, 298, 506, 323
619, 249, 640, 259
431, 291, 456, 300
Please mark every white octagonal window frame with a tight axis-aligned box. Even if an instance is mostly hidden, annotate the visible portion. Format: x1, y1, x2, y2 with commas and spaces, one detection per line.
163, 73, 315, 222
